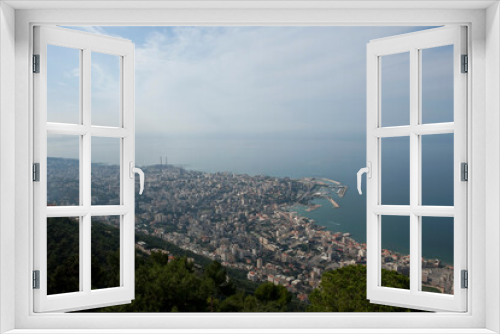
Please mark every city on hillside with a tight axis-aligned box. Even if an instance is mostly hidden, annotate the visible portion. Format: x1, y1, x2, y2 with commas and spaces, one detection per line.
47, 157, 454, 303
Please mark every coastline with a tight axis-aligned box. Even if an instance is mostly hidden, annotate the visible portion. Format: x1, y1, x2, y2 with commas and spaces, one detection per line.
286, 198, 454, 268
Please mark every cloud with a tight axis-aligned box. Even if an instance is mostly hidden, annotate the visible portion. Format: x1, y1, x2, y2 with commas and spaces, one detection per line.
54, 26, 450, 166
90, 53, 121, 126
56, 27, 444, 137
131, 26, 430, 138
64, 26, 441, 139
64, 67, 80, 79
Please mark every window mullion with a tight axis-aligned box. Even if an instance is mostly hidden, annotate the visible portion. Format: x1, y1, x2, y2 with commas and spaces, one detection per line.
82, 47, 91, 202
416, 47, 424, 295
82, 47, 92, 294
409, 47, 420, 293
78, 48, 84, 292
82, 214, 91, 293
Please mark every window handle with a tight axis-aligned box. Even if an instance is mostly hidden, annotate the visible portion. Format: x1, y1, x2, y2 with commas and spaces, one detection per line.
129, 162, 145, 195
357, 162, 372, 195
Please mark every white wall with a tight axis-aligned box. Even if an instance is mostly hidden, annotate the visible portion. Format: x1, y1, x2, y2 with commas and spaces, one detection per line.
4, 4, 496, 332
485, 2, 500, 333
0, 2, 16, 333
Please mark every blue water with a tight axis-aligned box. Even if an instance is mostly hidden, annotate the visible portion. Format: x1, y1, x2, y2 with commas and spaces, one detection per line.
289, 197, 366, 241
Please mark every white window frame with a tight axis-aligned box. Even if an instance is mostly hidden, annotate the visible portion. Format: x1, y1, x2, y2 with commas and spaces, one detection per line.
365, 26, 468, 312
0, 1, 499, 333
33, 25, 136, 312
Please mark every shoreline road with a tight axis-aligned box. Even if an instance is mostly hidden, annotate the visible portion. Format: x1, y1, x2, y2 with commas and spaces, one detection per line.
322, 178, 341, 185
327, 197, 340, 208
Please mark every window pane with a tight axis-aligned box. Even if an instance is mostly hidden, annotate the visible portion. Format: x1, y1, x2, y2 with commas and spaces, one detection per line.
381, 215, 410, 289
47, 217, 80, 295
421, 45, 454, 124
381, 136, 410, 205
47, 134, 80, 206
91, 137, 121, 205
421, 134, 454, 206
421, 217, 454, 295
381, 52, 410, 127
92, 52, 121, 127
91, 216, 121, 290
47, 45, 80, 124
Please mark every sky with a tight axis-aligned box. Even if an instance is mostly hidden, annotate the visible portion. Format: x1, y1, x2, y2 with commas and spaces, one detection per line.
46, 25, 454, 170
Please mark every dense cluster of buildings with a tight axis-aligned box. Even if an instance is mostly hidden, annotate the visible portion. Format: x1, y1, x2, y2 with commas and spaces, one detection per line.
381, 248, 454, 294
47, 158, 454, 300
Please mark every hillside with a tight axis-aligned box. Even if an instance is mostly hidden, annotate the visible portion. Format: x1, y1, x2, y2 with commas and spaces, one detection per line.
47, 217, 416, 312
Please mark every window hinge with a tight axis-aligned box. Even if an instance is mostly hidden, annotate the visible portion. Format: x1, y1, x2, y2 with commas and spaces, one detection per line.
33, 54, 40, 73
33, 270, 40, 289
461, 162, 468, 182
33, 163, 40, 182
461, 270, 468, 289
461, 54, 468, 73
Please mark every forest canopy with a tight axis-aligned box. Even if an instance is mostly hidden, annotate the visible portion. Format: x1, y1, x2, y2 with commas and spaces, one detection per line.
46, 217, 416, 312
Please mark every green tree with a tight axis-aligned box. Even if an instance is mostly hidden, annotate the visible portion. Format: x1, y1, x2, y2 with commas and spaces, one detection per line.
47, 217, 80, 294
218, 283, 293, 313
308, 265, 415, 312
218, 293, 259, 312
102, 254, 210, 312
204, 261, 235, 312
48, 253, 79, 295
254, 282, 292, 312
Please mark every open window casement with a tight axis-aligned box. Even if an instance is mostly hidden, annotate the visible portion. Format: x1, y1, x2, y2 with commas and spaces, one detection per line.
33, 26, 142, 312
362, 26, 467, 312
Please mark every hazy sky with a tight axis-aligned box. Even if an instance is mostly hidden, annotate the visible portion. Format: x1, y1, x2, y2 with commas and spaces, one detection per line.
47, 25, 454, 172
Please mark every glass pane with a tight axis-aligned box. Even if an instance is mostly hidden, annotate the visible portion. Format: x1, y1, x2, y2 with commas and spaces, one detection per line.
421, 217, 454, 295
47, 45, 80, 124
47, 134, 80, 206
381, 215, 410, 289
421, 45, 454, 124
91, 216, 121, 290
381, 52, 410, 127
421, 133, 454, 206
91, 52, 121, 127
381, 136, 410, 205
91, 137, 121, 205
47, 217, 80, 295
